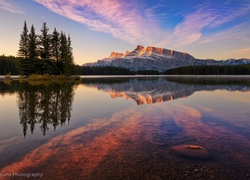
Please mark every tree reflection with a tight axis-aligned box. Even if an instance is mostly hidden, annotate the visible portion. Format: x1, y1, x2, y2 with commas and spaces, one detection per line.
17, 82, 75, 136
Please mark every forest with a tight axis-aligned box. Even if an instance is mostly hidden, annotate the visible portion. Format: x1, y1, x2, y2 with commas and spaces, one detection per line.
0, 55, 20, 75
74, 66, 133, 75
0, 55, 133, 75
164, 64, 250, 75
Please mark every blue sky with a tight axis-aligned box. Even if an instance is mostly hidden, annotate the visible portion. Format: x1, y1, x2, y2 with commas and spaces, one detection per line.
0, 0, 250, 65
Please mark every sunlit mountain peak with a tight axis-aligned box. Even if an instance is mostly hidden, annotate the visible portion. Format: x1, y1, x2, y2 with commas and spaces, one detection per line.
135, 45, 144, 50
84, 45, 250, 72
108, 52, 124, 59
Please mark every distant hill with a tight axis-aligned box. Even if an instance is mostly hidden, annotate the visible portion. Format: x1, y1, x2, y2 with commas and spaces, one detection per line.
83, 45, 250, 72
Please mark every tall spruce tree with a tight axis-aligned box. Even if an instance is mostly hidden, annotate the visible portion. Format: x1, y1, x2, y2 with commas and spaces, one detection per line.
67, 34, 74, 64
39, 22, 50, 61
64, 34, 74, 75
51, 28, 60, 62
28, 24, 38, 59
59, 32, 68, 61
59, 32, 68, 74
18, 21, 29, 58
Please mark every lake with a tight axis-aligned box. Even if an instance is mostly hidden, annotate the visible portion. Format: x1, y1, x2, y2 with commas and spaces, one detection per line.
0, 76, 250, 179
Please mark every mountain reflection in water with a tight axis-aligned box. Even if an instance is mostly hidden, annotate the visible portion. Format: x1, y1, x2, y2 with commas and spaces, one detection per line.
0, 77, 250, 179
83, 77, 250, 105
1, 77, 250, 136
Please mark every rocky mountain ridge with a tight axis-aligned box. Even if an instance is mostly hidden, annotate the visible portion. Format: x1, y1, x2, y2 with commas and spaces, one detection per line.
83, 45, 250, 72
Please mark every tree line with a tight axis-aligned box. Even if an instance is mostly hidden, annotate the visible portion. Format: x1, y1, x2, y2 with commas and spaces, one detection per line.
0, 55, 20, 75
74, 66, 133, 75
164, 64, 250, 75
0, 55, 134, 75
2, 56, 250, 75
17, 21, 74, 75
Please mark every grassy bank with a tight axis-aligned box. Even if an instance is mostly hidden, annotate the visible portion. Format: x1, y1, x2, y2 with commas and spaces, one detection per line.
2, 74, 81, 84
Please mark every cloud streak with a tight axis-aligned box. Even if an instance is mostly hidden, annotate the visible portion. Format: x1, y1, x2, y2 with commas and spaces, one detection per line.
221, 47, 250, 59
35, 0, 163, 44
0, 0, 24, 14
34, 0, 250, 54
170, 2, 250, 48
198, 22, 250, 45
172, 8, 215, 47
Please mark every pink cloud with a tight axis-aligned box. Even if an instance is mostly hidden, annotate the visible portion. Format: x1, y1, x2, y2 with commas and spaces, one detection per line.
35, 0, 163, 44
34, 0, 250, 52
172, 8, 215, 47
160, 3, 250, 49
0, 0, 24, 14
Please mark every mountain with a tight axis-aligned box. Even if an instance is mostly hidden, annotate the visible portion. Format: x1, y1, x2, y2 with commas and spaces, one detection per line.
83, 45, 250, 72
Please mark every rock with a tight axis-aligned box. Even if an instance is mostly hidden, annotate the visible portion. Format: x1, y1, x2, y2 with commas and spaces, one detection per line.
171, 144, 211, 160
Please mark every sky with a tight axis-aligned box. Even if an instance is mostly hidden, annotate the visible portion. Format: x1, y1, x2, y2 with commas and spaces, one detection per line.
0, 0, 250, 65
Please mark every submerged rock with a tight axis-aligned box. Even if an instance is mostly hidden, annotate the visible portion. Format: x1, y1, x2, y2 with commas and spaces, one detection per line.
171, 144, 211, 160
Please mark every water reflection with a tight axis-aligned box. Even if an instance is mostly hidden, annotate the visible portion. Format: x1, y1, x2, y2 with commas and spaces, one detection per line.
1, 77, 250, 179
17, 82, 75, 136
82, 77, 250, 105
1, 77, 250, 136
0, 80, 20, 96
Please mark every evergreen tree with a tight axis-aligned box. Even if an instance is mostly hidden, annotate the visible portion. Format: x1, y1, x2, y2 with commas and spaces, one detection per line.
59, 32, 68, 61
64, 34, 74, 75
59, 32, 68, 74
39, 22, 50, 61
51, 28, 60, 62
67, 34, 74, 64
18, 21, 29, 58
28, 24, 38, 59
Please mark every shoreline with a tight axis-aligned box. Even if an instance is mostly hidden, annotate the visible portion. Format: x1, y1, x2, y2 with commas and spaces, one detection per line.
79, 74, 250, 78
1, 74, 250, 81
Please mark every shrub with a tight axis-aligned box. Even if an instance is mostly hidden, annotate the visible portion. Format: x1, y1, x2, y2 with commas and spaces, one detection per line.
27, 74, 52, 81
4, 73, 11, 79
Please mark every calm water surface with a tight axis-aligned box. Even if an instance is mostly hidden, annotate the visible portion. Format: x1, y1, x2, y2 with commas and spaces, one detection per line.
0, 76, 250, 179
